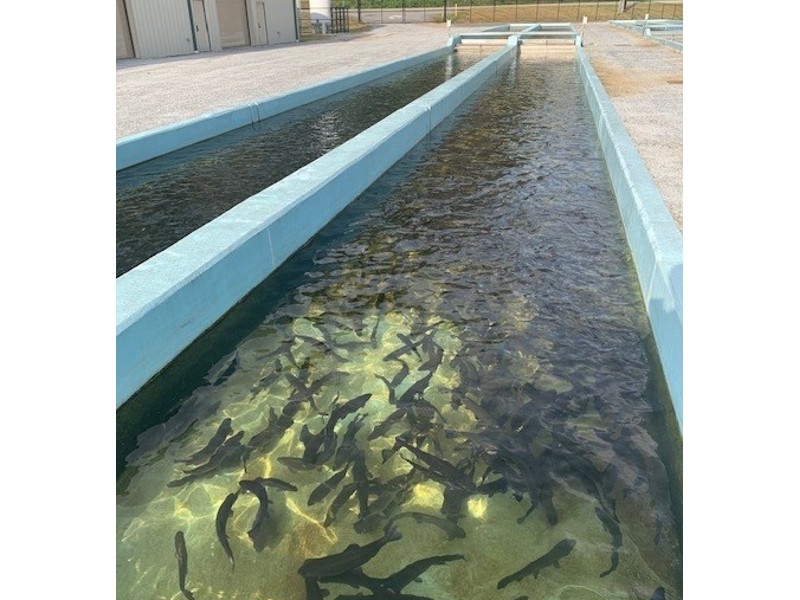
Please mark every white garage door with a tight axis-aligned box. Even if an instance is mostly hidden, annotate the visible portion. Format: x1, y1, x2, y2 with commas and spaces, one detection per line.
116, 0, 135, 59
217, 0, 251, 48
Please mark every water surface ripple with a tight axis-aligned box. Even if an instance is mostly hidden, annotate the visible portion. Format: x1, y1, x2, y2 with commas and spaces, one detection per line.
117, 55, 682, 600
116, 53, 482, 277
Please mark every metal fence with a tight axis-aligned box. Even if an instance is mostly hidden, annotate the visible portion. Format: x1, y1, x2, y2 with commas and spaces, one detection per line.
298, 1, 682, 34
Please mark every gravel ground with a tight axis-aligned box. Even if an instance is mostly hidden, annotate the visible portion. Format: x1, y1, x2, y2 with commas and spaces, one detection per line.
116, 22, 682, 230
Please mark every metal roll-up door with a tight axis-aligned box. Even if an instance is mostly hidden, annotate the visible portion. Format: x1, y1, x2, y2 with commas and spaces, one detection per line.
116, 0, 135, 59
217, 0, 251, 48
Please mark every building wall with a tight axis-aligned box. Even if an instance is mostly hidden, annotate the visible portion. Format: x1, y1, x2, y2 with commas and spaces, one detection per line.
119, 0, 298, 60
127, 0, 195, 58
116, 0, 135, 58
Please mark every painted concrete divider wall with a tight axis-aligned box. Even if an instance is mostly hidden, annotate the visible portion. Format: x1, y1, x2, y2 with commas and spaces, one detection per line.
116, 45, 516, 408
116, 47, 453, 171
576, 47, 683, 431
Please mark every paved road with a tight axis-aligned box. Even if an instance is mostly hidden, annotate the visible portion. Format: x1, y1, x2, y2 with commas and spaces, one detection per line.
116, 22, 682, 230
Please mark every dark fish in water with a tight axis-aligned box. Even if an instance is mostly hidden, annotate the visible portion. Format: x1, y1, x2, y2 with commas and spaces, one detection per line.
395, 372, 434, 408
334, 593, 434, 600
285, 373, 324, 412
301, 423, 330, 464
305, 577, 328, 600
298, 526, 402, 579
497, 539, 576, 589
176, 418, 233, 466
321, 554, 463, 595
205, 350, 239, 385
368, 408, 408, 442
126, 393, 221, 466
255, 476, 298, 492
174, 531, 195, 600
388, 512, 466, 540
216, 492, 239, 570
395, 437, 475, 492
418, 338, 444, 372
309, 465, 350, 506
380, 554, 466, 593
324, 481, 357, 527
352, 452, 373, 519
297, 334, 349, 361
596, 506, 622, 577
354, 485, 412, 535
278, 456, 323, 472
650, 587, 666, 600
248, 400, 302, 453
333, 414, 367, 469
286, 370, 346, 412
251, 359, 284, 394
384, 333, 424, 362
439, 485, 471, 523
240, 479, 273, 551
167, 431, 247, 487
328, 393, 372, 427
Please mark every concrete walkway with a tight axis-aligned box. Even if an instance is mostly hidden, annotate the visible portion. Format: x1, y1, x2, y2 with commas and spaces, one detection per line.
116, 22, 682, 231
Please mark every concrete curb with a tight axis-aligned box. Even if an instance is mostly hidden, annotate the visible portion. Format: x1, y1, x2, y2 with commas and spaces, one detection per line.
116, 45, 516, 407
116, 46, 453, 171
577, 46, 683, 430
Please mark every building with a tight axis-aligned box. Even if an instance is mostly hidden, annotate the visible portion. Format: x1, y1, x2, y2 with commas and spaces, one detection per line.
117, 0, 299, 60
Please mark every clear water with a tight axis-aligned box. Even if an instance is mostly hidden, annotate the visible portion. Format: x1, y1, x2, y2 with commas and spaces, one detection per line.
117, 54, 682, 600
116, 52, 484, 278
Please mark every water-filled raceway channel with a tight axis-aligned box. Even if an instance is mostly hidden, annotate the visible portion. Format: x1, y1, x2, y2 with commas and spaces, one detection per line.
117, 24, 683, 600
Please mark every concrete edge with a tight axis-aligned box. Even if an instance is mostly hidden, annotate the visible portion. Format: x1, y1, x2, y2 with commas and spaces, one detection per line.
116, 46, 454, 171
576, 46, 683, 431
116, 45, 517, 408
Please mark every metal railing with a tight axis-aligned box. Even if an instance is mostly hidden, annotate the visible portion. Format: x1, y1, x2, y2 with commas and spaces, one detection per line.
298, 1, 682, 33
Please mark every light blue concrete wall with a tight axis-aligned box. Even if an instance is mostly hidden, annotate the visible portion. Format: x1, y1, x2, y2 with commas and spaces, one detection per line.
576, 47, 683, 431
116, 45, 517, 408
116, 47, 453, 171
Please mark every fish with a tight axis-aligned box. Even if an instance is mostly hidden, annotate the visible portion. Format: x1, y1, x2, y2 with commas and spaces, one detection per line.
352, 451, 373, 519
167, 431, 247, 487
496, 539, 576, 589
308, 465, 350, 506
250, 359, 284, 395
305, 577, 328, 600
384, 334, 425, 362
596, 506, 622, 577
333, 414, 367, 469
395, 437, 475, 492
354, 486, 411, 535
176, 418, 233, 466
174, 531, 195, 600
216, 492, 239, 570
278, 456, 323, 472
324, 481, 357, 527
239, 479, 273, 551
298, 526, 402, 579
286, 371, 346, 413
380, 554, 466, 593
255, 476, 298, 492
418, 339, 444, 372
388, 512, 466, 540
333, 594, 434, 600
328, 393, 373, 427
650, 587, 666, 600
205, 350, 239, 385
395, 372, 434, 408
321, 554, 463, 595
367, 408, 408, 442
